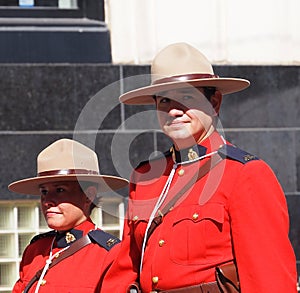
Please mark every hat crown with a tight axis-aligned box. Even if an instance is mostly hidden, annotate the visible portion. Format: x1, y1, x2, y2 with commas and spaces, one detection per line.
151, 42, 214, 83
37, 139, 99, 174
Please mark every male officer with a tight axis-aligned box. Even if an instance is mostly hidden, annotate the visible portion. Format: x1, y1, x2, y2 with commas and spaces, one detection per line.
100, 43, 297, 292
9, 138, 128, 292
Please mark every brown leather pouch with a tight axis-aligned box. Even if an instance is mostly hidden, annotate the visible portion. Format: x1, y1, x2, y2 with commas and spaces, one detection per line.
126, 282, 141, 293
215, 262, 240, 293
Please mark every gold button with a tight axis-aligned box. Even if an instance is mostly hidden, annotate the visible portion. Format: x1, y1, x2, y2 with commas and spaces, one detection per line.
158, 239, 165, 247
40, 279, 47, 286
178, 169, 185, 176
192, 213, 199, 220
132, 215, 139, 221
152, 276, 159, 284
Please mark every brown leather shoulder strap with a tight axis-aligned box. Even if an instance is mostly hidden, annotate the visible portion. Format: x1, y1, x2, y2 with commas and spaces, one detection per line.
146, 152, 223, 242
50, 234, 91, 267
24, 234, 91, 293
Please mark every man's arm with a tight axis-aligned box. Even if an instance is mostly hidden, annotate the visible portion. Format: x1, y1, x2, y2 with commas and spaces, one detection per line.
229, 160, 297, 292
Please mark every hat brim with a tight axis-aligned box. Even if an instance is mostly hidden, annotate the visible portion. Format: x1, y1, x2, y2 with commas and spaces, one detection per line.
120, 78, 250, 105
8, 174, 128, 196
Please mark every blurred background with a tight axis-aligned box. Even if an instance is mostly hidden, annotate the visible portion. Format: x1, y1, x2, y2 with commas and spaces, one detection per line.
0, 0, 299, 291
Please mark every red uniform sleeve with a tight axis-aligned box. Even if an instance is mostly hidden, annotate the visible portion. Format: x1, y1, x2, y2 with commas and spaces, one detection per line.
94, 243, 122, 292
229, 160, 297, 292
100, 183, 141, 292
12, 279, 24, 293
12, 245, 30, 293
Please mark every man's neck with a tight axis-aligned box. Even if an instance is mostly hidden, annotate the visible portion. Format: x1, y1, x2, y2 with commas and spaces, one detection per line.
173, 125, 216, 150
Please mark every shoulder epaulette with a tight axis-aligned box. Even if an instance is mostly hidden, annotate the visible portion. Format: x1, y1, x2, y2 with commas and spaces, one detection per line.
88, 230, 120, 251
218, 144, 259, 164
136, 149, 171, 169
30, 230, 56, 244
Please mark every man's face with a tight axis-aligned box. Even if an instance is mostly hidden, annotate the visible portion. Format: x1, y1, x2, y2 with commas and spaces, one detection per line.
155, 87, 221, 149
39, 181, 91, 231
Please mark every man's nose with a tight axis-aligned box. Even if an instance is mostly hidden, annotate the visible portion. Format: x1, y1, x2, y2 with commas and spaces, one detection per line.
168, 108, 184, 117
167, 100, 185, 116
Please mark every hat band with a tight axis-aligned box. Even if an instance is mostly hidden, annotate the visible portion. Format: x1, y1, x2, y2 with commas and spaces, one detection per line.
152, 73, 219, 85
38, 169, 99, 177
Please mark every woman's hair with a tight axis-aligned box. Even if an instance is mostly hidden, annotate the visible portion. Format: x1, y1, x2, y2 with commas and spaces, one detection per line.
79, 181, 101, 213
202, 87, 216, 101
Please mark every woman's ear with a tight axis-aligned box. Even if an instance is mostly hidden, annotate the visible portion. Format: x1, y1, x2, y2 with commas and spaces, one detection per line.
211, 90, 223, 114
84, 186, 97, 204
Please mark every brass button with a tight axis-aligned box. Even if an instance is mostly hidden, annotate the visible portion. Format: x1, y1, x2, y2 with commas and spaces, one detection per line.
178, 169, 185, 176
40, 279, 47, 286
152, 276, 159, 284
132, 215, 139, 221
192, 213, 199, 220
158, 239, 165, 247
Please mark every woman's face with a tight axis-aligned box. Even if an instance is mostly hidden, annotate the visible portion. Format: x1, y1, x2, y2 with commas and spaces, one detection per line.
39, 181, 91, 231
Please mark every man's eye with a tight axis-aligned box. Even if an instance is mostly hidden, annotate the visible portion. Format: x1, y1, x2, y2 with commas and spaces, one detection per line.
56, 187, 65, 193
159, 97, 170, 104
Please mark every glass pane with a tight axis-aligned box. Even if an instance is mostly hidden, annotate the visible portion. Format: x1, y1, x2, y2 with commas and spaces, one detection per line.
18, 206, 34, 229
0, 263, 16, 287
0, 206, 13, 230
59, 0, 77, 8
105, 230, 120, 239
38, 208, 48, 229
90, 208, 100, 226
0, 234, 15, 258
102, 210, 119, 226
18, 233, 35, 257
102, 203, 119, 225
0, 0, 78, 8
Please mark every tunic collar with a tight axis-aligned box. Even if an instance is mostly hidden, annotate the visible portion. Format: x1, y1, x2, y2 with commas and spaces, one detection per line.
55, 218, 95, 248
170, 131, 224, 163
171, 144, 207, 163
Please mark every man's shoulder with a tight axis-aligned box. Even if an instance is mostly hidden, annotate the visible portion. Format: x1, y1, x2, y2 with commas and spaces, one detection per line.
135, 144, 259, 168
218, 144, 260, 164
135, 149, 172, 170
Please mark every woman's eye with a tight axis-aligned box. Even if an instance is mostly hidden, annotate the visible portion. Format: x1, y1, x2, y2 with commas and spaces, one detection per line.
40, 189, 48, 195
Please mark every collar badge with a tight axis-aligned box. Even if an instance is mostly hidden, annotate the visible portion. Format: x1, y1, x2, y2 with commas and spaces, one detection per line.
65, 232, 76, 243
188, 148, 199, 160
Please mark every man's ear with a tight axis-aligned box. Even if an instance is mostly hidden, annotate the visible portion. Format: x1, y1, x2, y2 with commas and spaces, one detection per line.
211, 90, 223, 114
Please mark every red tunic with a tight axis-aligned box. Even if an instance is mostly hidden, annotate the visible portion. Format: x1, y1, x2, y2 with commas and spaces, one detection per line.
13, 219, 120, 293
101, 132, 297, 293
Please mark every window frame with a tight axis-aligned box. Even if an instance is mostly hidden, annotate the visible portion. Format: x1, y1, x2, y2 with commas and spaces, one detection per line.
0, 0, 104, 20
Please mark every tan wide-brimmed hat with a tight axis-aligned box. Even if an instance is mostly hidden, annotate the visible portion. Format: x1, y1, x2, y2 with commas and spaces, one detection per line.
8, 138, 128, 195
120, 42, 250, 105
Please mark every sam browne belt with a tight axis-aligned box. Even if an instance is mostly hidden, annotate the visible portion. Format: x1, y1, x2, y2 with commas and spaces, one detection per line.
152, 281, 220, 293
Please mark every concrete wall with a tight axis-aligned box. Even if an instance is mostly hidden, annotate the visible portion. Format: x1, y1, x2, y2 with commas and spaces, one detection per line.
1, 63, 299, 270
